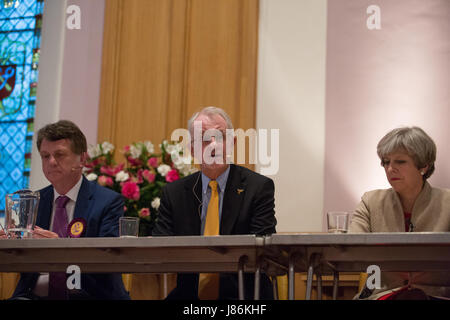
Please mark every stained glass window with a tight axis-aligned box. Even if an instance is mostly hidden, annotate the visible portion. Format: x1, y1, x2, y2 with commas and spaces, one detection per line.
0, 0, 44, 221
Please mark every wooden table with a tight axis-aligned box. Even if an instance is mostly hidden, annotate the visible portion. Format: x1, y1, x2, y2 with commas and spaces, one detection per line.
263, 232, 450, 300
2, 233, 450, 300
0, 235, 266, 299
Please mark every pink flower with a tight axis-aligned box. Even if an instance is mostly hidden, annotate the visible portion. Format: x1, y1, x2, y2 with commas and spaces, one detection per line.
148, 157, 158, 168
128, 171, 142, 184
166, 169, 179, 183
121, 181, 140, 200
83, 162, 94, 171
85, 158, 100, 168
100, 163, 124, 176
98, 175, 113, 187
83, 167, 94, 174
128, 156, 142, 167
100, 166, 110, 175
123, 145, 130, 153
142, 169, 155, 183
139, 208, 150, 218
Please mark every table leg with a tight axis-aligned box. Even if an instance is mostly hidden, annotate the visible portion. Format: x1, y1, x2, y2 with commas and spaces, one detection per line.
238, 255, 248, 300
317, 271, 322, 300
163, 273, 168, 298
272, 276, 279, 300
288, 255, 295, 300
254, 259, 261, 300
332, 271, 339, 300
305, 264, 314, 300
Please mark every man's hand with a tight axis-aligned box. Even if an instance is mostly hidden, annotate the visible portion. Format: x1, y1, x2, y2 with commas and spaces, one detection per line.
0, 229, 7, 239
32, 226, 59, 239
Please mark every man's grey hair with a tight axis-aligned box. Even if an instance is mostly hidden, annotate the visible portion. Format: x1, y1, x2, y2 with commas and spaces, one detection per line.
377, 126, 436, 180
188, 106, 234, 136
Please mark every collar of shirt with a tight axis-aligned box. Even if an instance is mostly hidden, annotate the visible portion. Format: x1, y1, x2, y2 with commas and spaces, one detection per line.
201, 165, 230, 195
53, 176, 83, 203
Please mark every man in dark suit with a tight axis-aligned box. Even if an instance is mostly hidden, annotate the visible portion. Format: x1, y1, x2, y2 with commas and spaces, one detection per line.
152, 107, 277, 300
4, 120, 129, 300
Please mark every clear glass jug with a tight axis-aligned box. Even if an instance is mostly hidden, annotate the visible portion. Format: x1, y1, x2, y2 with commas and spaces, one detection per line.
5, 189, 40, 238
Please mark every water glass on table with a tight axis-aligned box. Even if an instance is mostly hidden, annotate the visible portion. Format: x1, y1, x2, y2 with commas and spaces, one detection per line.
5, 190, 40, 239
327, 211, 349, 233
119, 217, 139, 237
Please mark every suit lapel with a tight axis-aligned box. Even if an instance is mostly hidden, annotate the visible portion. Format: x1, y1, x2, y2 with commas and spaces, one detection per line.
73, 177, 93, 223
221, 165, 246, 235
183, 171, 203, 234
36, 186, 54, 230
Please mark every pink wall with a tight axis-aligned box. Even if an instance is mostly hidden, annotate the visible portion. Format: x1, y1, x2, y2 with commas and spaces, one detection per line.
324, 0, 450, 228
59, 0, 105, 146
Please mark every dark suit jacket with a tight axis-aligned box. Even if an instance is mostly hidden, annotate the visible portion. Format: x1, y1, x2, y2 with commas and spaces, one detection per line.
152, 164, 277, 299
12, 177, 130, 300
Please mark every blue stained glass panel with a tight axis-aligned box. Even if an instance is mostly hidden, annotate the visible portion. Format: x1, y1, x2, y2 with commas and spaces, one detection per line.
0, 0, 44, 220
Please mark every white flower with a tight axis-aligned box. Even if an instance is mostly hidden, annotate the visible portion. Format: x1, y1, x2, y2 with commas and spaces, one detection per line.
143, 141, 154, 153
174, 163, 187, 174
180, 164, 198, 176
87, 144, 101, 158
171, 152, 192, 169
157, 164, 171, 177
86, 173, 98, 181
115, 170, 130, 182
166, 143, 181, 154
175, 143, 183, 152
170, 153, 182, 167
101, 141, 114, 154
151, 197, 160, 210
129, 144, 141, 159
166, 144, 176, 154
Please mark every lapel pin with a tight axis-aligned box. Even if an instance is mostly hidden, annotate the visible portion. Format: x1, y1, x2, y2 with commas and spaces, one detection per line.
237, 189, 244, 195
68, 218, 86, 238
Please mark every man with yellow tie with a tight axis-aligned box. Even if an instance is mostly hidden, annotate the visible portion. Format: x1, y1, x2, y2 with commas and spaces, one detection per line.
153, 106, 277, 300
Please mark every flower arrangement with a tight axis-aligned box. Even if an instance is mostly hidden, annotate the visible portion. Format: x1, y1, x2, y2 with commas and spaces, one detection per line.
83, 140, 196, 236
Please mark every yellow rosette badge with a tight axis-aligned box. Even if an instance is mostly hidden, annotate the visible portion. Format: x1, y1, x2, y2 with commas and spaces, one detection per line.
68, 218, 86, 238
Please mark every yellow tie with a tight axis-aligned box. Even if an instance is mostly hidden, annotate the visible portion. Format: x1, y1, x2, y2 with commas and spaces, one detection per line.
198, 180, 220, 299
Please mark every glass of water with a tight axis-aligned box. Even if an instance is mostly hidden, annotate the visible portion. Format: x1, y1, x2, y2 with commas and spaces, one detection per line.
5, 190, 40, 239
119, 217, 139, 237
327, 211, 349, 233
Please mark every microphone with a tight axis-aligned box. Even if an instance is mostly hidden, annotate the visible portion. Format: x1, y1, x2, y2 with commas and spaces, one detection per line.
192, 173, 202, 218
